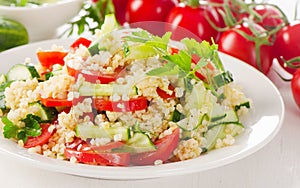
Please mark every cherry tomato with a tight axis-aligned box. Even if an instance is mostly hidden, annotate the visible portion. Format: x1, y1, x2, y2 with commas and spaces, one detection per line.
126, 0, 176, 22
291, 69, 300, 109
40, 98, 73, 107
36, 51, 68, 70
273, 21, 300, 74
70, 37, 92, 51
130, 127, 180, 165
238, 4, 285, 31
165, 4, 222, 43
64, 141, 130, 166
218, 22, 273, 75
94, 96, 148, 112
24, 123, 54, 148
126, 0, 176, 36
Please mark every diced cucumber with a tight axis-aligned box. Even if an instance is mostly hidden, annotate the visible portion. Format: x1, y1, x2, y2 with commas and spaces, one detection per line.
6, 64, 40, 81
123, 132, 156, 153
88, 14, 119, 56
76, 123, 130, 141
209, 103, 226, 122
78, 82, 138, 97
125, 44, 158, 60
29, 102, 58, 122
204, 124, 226, 151
207, 108, 240, 130
176, 114, 206, 131
178, 82, 216, 131
171, 108, 184, 123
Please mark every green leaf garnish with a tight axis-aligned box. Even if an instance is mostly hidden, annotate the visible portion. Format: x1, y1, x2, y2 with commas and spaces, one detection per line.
2, 114, 42, 143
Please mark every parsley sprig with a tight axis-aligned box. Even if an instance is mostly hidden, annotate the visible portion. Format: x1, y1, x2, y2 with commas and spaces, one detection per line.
124, 30, 231, 93
2, 114, 43, 143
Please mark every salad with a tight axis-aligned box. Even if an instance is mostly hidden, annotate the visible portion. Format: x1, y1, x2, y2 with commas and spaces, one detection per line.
0, 15, 251, 166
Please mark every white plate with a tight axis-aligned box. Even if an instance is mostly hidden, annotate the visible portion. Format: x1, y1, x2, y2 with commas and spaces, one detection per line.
0, 39, 285, 180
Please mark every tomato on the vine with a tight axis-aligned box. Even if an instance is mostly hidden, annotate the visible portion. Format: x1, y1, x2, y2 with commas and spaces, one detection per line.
218, 22, 273, 75
238, 4, 285, 31
125, 0, 176, 36
112, 0, 128, 25
165, 3, 222, 43
274, 21, 300, 75
292, 69, 300, 109
126, 0, 176, 23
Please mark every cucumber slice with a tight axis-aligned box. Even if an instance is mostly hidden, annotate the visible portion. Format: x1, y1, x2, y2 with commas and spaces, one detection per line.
79, 82, 137, 97
123, 132, 156, 153
208, 108, 240, 130
6, 64, 40, 81
209, 103, 227, 122
204, 124, 226, 151
29, 102, 58, 122
76, 124, 130, 141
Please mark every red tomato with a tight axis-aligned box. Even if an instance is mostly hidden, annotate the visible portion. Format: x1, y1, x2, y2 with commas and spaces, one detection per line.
126, 0, 176, 22
238, 4, 285, 31
40, 98, 73, 107
24, 123, 54, 148
165, 4, 222, 43
156, 85, 176, 100
89, 141, 126, 152
37, 51, 68, 70
218, 22, 273, 75
64, 142, 130, 166
291, 69, 300, 109
94, 96, 148, 112
67, 65, 125, 84
274, 21, 300, 74
112, 0, 129, 25
130, 127, 180, 165
126, 0, 176, 36
70, 37, 92, 51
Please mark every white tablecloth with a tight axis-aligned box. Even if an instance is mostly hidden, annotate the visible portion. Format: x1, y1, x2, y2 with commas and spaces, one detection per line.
0, 1, 299, 187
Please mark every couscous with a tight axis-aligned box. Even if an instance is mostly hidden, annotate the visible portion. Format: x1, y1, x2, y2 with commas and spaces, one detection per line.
0, 15, 251, 166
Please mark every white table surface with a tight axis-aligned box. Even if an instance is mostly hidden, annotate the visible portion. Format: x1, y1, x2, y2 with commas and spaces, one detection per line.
1, 1, 300, 187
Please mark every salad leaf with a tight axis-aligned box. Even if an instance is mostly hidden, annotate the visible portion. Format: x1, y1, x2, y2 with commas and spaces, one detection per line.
163, 50, 191, 73
2, 114, 42, 143
147, 62, 181, 76
181, 38, 224, 71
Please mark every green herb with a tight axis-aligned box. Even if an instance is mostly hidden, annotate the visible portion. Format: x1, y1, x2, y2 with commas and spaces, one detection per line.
2, 114, 42, 143
125, 29, 232, 93
0, 81, 13, 111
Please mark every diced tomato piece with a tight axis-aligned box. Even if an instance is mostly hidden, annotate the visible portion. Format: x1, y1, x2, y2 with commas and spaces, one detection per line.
130, 127, 180, 165
70, 37, 92, 50
94, 96, 148, 112
156, 84, 176, 100
24, 123, 54, 148
88, 141, 126, 152
64, 141, 130, 166
40, 98, 73, 107
64, 149, 130, 166
67, 65, 125, 84
37, 51, 68, 69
